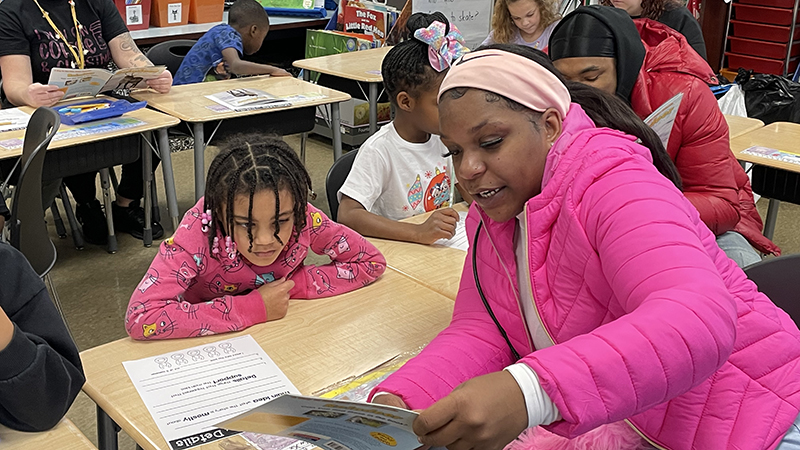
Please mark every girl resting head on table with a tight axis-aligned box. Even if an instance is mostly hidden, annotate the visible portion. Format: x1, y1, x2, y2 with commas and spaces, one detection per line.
125, 135, 386, 340
369, 45, 800, 450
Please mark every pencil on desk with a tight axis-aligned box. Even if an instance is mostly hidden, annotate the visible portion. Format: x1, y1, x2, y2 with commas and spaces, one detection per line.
448, 163, 455, 208
0, 122, 12, 127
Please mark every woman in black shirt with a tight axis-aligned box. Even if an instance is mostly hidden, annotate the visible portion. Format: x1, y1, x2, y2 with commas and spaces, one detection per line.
603, 0, 707, 60
0, 0, 172, 244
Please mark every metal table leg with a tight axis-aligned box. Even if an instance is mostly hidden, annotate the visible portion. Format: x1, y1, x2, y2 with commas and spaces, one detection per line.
157, 128, 180, 230
99, 169, 117, 254
193, 122, 206, 201
764, 198, 781, 240
97, 405, 120, 450
142, 132, 153, 247
368, 82, 378, 135
300, 69, 311, 165
331, 102, 343, 161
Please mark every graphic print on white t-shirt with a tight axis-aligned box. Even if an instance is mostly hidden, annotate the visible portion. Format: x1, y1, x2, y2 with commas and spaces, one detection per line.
405, 166, 452, 214
338, 122, 455, 222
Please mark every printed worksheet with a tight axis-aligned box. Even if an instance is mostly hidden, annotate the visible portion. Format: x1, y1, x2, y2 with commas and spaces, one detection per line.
0, 109, 30, 133
434, 211, 469, 251
123, 335, 300, 450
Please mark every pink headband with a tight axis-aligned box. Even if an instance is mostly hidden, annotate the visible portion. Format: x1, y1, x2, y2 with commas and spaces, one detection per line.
438, 49, 571, 119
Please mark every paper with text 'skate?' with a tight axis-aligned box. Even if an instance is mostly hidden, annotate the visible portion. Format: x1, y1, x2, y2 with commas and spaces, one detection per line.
123, 335, 300, 450
219, 395, 424, 450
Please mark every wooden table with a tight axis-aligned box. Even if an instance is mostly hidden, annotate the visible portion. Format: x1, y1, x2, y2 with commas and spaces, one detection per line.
134, 76, 350, 201
0, 105, 180, 250
729, 121, 800, 239
294, 47, 390, 135
369, 203, 470, 301
131, 11, 334, 46
81, 270, 454, 450
725, 114, 764, 140
0, 419, 97, 450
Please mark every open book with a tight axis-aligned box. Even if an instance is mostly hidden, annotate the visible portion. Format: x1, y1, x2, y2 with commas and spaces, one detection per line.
218, 395, 428, 450
643, 93, 683, 150
206, 88, 292, 112
48, 66, 166, 99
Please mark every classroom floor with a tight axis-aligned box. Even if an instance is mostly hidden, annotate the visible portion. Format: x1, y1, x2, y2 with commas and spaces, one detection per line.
51, 134, 800, 449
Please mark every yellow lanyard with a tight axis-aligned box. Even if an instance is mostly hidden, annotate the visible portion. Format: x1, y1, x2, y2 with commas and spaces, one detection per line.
31, 0, 86, 69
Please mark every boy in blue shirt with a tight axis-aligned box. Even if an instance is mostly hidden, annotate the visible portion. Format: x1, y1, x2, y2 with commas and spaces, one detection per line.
173, 0, 291, 85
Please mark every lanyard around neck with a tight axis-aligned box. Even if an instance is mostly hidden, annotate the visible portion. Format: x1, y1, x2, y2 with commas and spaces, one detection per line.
31, 0, 86, 69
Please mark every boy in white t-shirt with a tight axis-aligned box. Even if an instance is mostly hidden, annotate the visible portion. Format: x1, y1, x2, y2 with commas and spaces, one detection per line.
338, 13, 470, 244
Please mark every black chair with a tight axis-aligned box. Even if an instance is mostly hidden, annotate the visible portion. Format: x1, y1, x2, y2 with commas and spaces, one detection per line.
7, 107, 67, 323
744, 254, 800, 327
325, 149, 358, 222
145, 39, 197, 76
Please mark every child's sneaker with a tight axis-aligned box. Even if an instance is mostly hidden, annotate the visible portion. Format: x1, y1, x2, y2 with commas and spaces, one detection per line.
112, 200, 165, 240
75, 199, 108, 245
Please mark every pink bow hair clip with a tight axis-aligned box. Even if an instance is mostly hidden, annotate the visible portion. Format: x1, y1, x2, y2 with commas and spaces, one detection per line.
414, 21, 470, 72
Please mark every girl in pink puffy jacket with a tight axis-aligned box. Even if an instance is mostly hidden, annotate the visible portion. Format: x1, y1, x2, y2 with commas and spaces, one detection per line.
125, 135, 386, 340
369, 45, 800, 450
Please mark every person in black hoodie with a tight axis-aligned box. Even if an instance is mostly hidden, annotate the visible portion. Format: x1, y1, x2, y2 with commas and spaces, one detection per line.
0, 242, 84, 431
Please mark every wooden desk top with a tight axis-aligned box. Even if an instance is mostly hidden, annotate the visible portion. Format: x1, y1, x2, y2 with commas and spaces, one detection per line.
369, 203, 470, 301
133, 76, 350, 123
0, 105, 180, 160
80, 270, 453, 450
725, 115, 764, 140
0, 419, 97, 450
293, 47, 391, 82
729, 121, 800, 174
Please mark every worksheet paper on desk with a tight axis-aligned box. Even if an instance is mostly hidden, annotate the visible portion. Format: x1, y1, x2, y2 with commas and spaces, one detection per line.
434, 211, 469, 251
122, 335, 300, 450
0, 109, 30, 133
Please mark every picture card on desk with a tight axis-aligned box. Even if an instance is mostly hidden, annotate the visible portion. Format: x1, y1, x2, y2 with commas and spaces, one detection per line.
742, 146, 800, 166
48, 66, 166, 99
123, 335, 300, 450
206, 88, 293, 112
219, 395, 424, 450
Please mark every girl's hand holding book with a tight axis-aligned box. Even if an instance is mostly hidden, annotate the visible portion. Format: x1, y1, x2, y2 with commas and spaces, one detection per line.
258, 277, 294, 321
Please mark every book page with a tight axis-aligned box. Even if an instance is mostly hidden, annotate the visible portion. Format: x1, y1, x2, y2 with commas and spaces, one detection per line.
48, 68, 114, 99
643, 92, 683, 150
123, 335, 299, 450
99, 66, 166, 93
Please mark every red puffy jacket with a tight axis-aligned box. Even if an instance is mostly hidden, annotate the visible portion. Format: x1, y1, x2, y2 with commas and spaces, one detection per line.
631, 19, 779, 255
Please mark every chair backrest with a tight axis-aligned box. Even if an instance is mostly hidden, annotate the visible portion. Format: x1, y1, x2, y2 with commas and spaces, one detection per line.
145, 39, 198, 76
744, 254, 800, 327
9, 107, 60, 277
325, 149, 358, 222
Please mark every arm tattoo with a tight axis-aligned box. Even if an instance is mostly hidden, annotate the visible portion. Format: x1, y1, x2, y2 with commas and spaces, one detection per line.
113, 32, 154, 68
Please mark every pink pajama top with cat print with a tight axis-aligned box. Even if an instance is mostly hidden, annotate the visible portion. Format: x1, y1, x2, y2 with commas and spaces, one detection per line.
126, 199, 387, 340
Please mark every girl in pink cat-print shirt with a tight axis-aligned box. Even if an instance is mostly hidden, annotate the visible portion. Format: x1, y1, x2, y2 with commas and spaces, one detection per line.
126, 137, 386, 340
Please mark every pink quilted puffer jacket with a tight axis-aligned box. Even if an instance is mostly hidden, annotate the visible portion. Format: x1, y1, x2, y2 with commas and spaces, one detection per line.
371, 104, 800, 449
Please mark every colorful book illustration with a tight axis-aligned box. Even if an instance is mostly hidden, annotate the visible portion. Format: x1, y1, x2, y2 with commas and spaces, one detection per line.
48, 66, 166, 99
206, 88, 292, 112
218, 395, 424, 450
741, 146, 800, 166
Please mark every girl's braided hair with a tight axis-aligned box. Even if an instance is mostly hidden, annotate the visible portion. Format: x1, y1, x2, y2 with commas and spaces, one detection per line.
203, 134, 312, 253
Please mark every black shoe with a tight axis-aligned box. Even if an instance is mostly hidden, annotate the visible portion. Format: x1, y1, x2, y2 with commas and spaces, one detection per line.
75, 199, 108, 245
112, 200, 165, 240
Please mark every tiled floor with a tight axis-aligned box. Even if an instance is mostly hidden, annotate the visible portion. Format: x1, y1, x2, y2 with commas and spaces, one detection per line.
50, 134, 800, 449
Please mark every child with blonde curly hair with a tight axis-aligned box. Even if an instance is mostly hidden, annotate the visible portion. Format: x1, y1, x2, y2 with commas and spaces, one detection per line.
480, 0, 560, 51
